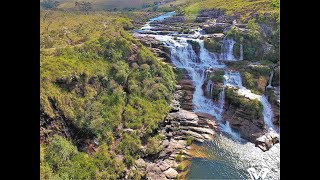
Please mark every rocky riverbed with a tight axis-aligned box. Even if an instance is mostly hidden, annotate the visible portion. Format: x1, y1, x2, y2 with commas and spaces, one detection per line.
133, 82, 218, 179
134, 10, 280, 179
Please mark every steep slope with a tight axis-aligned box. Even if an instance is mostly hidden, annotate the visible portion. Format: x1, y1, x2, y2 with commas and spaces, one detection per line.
40, 11, 176, 179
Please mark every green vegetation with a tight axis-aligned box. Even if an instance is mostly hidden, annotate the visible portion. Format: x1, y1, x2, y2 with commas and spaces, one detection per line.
186, 136, 193, 146
225, 87, 263, 117
187, 40, 200, 53
145, 134, 164, 156
50, 0, 163, 11
41, 135, 126, 179
204, 37, 221, 54
173, 0, 279, 21
175, 154, 183, 162
41, 10, 176, 179
177, 164, 184, 171
206, 70, 225, 100
208, 70, 225, 84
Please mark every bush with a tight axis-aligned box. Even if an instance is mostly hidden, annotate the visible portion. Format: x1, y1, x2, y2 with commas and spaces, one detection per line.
177, 164, 184, 171
204, 37, 221, 53
145, 135, 164, 156
233, 42, 241, 59
45, 135, 78, 170
186, 136, 193, 146
57, 153, 98, 179
175, 154, 183, 162
225, 88, 263, 117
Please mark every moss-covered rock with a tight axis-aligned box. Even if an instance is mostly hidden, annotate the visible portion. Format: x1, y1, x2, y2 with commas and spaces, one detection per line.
204, 37, 221, 54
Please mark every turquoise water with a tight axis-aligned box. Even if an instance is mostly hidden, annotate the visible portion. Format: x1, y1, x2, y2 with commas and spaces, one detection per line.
186, 135, 280, 179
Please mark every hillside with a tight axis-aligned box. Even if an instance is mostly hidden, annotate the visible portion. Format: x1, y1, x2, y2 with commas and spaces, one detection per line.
159, 0, 279, 21
40, 10, 176, 179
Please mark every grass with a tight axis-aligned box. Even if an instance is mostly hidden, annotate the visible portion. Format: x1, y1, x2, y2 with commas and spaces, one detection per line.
185, 0, 279, 21
53, 0, 160, 10
40, 10, 177, 179
225, 87, 263, 117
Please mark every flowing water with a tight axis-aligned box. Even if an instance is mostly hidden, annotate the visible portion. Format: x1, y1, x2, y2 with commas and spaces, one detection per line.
135, 12, 280, 179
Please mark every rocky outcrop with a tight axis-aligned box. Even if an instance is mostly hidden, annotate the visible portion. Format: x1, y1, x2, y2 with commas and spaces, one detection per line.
255, 131, 279, 151
165, 107, 218, 143
203, 23, 231, 34
133, 35, 171, 62
223, 101, 265, 142
135, 85, 217, 179
178, 79, 195, 111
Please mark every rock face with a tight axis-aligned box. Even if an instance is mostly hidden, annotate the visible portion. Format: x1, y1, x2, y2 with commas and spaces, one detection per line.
134, 35, 171, 62
165, 106, 218, 143
223, 101, 265, 142
135, 84, 218, 179
203, 23, 231, 34
255, 131, 280, 151
178, 78, 195, 111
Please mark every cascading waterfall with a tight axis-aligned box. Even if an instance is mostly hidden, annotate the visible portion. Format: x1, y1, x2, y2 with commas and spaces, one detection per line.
220, 37, 243, 61
267, 70, 274, 88
239, 44, 244, 60
206, 80, 213, 98
220, 37, 236, 60
136, 12, 279, 179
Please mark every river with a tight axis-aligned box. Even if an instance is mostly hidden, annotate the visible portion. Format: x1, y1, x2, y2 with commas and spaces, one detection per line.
135, 11, 280, 180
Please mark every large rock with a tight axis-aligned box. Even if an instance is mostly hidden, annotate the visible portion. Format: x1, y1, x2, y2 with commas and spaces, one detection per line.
168, 110, 199, 122
255, 131, 280, 151
223, 102, 265, 142
203, 23, 231, 34
145, 161, 171, 180
169, 99, 180, 112
163, 168, 179, 179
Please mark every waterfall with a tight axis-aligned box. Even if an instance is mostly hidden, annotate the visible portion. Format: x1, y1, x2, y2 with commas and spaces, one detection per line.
137, 12, 279, 180
221, 121, 242, 141
206, 80, 213, 98
267, 70, 274, 88
220, 37, 243, 61
220, 37, 236, 60
224, 70, 243, 88
239, 44, 243, 60
260, 95, 274, 130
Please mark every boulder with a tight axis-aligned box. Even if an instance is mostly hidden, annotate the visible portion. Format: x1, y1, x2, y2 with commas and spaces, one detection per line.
255, 131, 280, 151
163, 168, 179, 179
168, 110, 199, 122
169, 99, 180, 112
135, 158, 146, 168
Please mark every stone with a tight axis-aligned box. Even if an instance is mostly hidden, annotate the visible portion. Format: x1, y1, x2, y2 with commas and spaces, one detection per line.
255, 131, 280, 151
164, 159, 178, 168
163, 168, 179, 179
135, 158, 146, 168
163, 139, 170, 147
169, 100, 181, 112
180, 126, 215, 135
181, 130, 204, 139
169, 110, 199, 121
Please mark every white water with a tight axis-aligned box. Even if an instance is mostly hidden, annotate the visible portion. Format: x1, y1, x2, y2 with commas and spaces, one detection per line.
205, 80, 213, 98
267, 70, 274, 88
220, 37, 243, 61
224, 71, 275, 130
136, 12, 279, 179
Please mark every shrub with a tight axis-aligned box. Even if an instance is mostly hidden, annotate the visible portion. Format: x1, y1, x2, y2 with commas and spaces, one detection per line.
145, 135, 164, 156
186, 136, 193, 146
204, 37, 221, 53
45, 135, 78, 170
175, 154, 183, 162
176, 164, 184, 171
